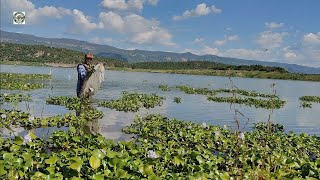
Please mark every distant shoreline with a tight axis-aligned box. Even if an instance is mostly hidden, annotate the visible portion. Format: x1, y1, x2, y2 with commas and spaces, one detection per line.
1, 61, 320, 82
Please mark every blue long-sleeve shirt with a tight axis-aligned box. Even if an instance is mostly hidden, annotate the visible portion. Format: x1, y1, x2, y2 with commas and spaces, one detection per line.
77, 64, 87, 97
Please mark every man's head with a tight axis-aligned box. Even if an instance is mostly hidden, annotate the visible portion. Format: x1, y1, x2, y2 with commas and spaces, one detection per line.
84, 53, 93, 64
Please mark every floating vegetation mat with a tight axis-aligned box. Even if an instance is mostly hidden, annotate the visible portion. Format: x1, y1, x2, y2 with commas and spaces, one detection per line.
207, 96, 286, 109
46, 96, 91, 111
98, 92, 165, 112
0, 73, 51, 79
159, 84, 170, 91
0, 109, 102, 130
1, 114, 319, 179
299, 96, 320, 108
173, 97, 182, 103
0, 93, 31, 103
176, 85, 278, 98
0, 73, 50, 91
0, 80, 45, 91
177, 85, 285, 109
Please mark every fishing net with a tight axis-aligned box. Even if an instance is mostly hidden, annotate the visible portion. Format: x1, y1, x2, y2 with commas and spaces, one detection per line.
79, 63, 105, 98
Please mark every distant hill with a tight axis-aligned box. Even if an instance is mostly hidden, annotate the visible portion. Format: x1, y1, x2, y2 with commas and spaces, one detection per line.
1, 30, 319, 74
0, 42, 129, 68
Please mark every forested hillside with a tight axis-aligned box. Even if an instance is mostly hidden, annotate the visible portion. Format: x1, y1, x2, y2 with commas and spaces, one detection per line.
0, 42, 129, 68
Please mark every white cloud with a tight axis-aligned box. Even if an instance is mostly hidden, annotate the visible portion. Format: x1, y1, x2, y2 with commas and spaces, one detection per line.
99, 12, 125, 32
265, 22, 284, 29
91, 37, 114, 44
227, 35, 239, 41
101, 0, 128, 10
257, 31, 288, 49
1, 0, 71, 25
185, 46, 219, 55
193, 38, 204, 43
202, 46, 219, 55
214, 40, 226, 46
70, 9, 104, 34
101, 0, 159, 11
173, 3, 221, 21
99, 12, 175, 46
303, 32, 320, 46
214, 35, 239, 46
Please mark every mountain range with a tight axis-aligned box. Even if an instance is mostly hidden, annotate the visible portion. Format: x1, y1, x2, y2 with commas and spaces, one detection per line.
1, 30, 319, 74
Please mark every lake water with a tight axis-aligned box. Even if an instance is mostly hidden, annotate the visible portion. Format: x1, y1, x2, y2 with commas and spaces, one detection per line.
1, 64, 320, 139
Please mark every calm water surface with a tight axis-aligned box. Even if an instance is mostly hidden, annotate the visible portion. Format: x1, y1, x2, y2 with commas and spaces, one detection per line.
1, 64, 320, 139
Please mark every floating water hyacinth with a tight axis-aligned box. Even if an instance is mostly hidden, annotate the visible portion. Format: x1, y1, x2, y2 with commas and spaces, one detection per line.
23, 133, 32, 144
215, 131, 220, 137
238, 132, 245, 140
1, 114, 6, 119
187, 125, 192, 129
147, 150, 158, 159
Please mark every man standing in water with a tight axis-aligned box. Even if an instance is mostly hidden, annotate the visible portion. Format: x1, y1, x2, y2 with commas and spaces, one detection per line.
76, 53, 94, 98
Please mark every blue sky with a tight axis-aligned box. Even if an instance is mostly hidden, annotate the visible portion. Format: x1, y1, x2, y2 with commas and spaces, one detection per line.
1, 0, 320, 67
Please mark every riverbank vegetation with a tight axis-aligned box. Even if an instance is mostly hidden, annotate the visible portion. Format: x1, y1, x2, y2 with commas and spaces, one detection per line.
0, 42, 129, 68
1, 42, 320, 81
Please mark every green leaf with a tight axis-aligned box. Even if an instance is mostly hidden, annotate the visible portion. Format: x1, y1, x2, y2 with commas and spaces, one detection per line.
92, 149, 105, 159
14, 136, 24, 145
115, 169, 128, 178
130, 149, 139, 154
89, 156, 101, 170
196, 155, 204, 164
139, 164, 153, 175
92, 174, 104, 180
45, 157, 58, 165
219, 172, 229, 180
0, 161, 6, 176
173, 155, 184, 166
69, 162, 82, 172
106, 150, 116, 158
29, 131, 37, 139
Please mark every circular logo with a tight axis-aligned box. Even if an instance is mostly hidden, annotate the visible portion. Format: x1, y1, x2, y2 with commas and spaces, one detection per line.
13, 12, 25, 24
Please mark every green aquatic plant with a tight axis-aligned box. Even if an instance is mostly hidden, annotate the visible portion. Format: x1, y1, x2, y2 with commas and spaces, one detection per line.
0, 109, 102, 130
0, 73, 49, 91
299, 96, 320, 108
0, 114, 320, 179
299, 96, 320, 103
173, 97, 182, 103
159, 84, 170, 91
46, 96, 91, 111
207, 96, 286, 109
254, 122, 284, 133
98, 92, 165, 112
176, 85, 278, 98
0, 93, 32, 103
0, 80, 45, 90
0, 72, 51, 79
300, 102, 312, 108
